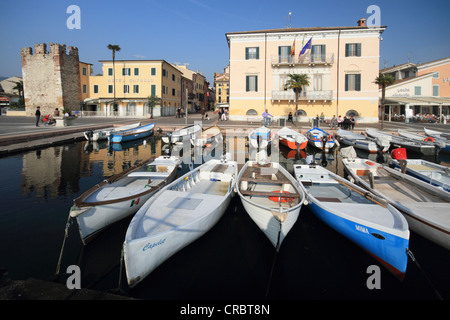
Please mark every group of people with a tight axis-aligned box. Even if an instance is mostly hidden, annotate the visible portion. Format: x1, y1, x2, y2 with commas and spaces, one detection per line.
328, 115, 356, 130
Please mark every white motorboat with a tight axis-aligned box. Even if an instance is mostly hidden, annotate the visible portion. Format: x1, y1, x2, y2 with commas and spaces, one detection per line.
277, 126, 308, 150
337, 129, 390, 154
162, 124, 202, 145
190, 125, 222, 147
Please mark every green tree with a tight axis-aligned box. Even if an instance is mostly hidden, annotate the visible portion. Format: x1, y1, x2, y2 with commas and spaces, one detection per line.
285, 74, 310, 122
374, 74, 395, 129
107, 44, 121, 112
146, 95, 161, 119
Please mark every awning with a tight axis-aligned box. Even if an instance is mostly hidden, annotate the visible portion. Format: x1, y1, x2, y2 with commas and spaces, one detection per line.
384, 96, 450, 106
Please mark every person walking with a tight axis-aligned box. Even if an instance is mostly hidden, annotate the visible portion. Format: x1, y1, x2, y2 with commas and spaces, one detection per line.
35, 106, 41, 127
221, 108, 227, 121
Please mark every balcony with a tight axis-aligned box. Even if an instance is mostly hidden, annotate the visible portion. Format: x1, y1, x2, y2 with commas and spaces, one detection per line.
271, 90, 333, 102
271, 53, 334, 67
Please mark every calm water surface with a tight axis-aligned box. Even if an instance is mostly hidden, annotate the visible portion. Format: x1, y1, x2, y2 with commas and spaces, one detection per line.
0, 133, 449, 300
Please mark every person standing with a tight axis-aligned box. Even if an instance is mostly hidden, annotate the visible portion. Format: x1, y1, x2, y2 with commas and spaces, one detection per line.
35, 106, 41, 127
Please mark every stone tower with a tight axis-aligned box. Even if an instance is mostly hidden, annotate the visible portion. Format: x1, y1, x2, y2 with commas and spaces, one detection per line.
21, 43, 81, 116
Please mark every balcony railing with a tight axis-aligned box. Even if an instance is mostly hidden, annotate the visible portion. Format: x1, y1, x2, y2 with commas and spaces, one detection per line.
272, 90, 333, 101
271, 53, 334, 66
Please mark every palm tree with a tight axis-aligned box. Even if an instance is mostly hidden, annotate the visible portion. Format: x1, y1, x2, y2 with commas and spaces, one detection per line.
285, 74, 310, 122
146, 95, 161, 119
374, 74, 395, 129
107, 44, 121, 114
10, 80, 24, 99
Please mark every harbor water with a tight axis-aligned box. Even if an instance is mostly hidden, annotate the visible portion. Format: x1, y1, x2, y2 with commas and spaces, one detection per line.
0, 133, 449, 300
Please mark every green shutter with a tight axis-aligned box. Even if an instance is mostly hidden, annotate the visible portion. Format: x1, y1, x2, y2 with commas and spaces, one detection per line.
256, 47, 259, 59
151, 85, 156, 97
246, 76, 250, 92
356, 43, 361, 57
255, 76, 258, 92
345, 74, 349, 91
355, 74, 361, 91
345, 44, 350, 57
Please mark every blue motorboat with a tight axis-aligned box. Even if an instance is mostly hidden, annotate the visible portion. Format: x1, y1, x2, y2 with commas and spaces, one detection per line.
108, 123, 154, 143
306, 127, 335, 153
295, 164, 410, 280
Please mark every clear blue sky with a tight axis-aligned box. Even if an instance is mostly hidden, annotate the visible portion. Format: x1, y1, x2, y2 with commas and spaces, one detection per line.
1, 0, 449, 84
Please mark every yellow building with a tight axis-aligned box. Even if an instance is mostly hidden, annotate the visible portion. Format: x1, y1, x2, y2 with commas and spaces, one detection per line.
214, 66, 230, 108
84, 60, 182, 117
225, 19, 386, 123
79, 62, 93, 102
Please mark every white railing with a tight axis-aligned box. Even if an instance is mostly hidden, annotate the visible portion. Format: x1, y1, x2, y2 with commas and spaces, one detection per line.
271, 53, 334, 66
271, 90, 333, 101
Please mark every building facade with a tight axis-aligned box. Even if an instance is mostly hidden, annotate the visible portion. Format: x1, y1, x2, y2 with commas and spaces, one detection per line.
225, 19, 385, 123
85, 60, 183, 117
214, 66, 230, 109
381, 57, 450, 120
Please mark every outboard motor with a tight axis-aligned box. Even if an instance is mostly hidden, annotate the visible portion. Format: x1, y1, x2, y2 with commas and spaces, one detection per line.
85, 130, 94, 141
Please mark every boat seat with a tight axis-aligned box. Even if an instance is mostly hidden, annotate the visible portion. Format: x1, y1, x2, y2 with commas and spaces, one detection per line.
315, 197, 341, 202
239, 189, 300, 198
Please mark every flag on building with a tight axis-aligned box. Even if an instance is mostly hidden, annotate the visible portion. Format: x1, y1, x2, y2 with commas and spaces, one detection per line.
299, 37, 312, 56
291, 38, 295, 56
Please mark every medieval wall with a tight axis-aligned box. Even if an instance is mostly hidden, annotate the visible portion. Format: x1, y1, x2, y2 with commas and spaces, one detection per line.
21, 43, 81, 116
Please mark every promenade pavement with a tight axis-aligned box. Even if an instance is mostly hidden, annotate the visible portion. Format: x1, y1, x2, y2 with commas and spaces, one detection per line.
0, 112, 448, 156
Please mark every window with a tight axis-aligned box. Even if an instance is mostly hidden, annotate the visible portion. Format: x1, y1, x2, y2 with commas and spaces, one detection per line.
311, 45, 326, 62
172, 88, 176, 96
134, 68, 139, 76
433, 85, 439, 96
133, 85, 139, 94
280, 75, 289, 90
433, 72, 439, 79
246, 75, 258, 92
246, 109, 258, 115
82, 67, 87, 76
122, 68, 131, 76
108, 68, 113, 76
345, 43, 361, 57
313, 74, 323, 91
124, 85, 129, 93
151, 84, 156, 97
278, 46, 291, 62
162, 69, 167, 77
414, 86, 421, 96
172, 74, 176, 81
245, 47, 259, 60
108, 85, 113, 94
93, 85, 98, 94
345, 74, 361, 91
82, 84, 87, 93
151, 68, 156, 76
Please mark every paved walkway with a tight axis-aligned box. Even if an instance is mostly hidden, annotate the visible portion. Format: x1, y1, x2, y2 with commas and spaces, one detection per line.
0, 112, 448, 156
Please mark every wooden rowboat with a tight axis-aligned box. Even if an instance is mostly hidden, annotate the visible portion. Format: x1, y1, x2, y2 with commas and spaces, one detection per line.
343, 158, 450, 251
123, 158, 238, 287
295, 164, 409, 280
70, 156, 181, 244
277, 126, 308, 150
236, 161, 305, 250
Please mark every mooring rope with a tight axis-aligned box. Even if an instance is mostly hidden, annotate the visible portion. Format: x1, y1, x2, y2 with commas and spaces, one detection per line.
407, 249, 443, 300
54, 214, 72, 278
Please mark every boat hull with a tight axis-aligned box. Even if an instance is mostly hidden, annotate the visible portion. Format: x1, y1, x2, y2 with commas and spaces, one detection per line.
308, 200, 408, 279
280, 137, 308, 150
343, 159, 450, 251
124, 195, 231, 287
109, 123, 154, 143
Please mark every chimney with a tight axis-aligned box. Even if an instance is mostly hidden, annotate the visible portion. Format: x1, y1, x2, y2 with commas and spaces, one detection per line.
357, 18, 367, 27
